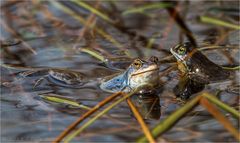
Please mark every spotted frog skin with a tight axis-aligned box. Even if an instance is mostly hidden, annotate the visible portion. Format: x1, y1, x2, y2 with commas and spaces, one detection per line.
170, 42, 230, 84
16, 68, 85, 88
100, 56, 160, 93
35, 69, 85, 88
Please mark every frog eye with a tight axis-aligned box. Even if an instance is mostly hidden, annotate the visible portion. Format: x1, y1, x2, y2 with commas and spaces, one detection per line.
133, 59, 142, 69
177, 46, 186, 55
149, 56, 159, 63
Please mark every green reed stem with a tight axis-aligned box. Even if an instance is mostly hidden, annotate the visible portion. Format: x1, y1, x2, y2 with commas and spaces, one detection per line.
122, 2, 173, 15
200, 16, 240, 30
222, 66, 240, 70
202, 93, 240, 119
137, 94, 201, 143
81, 48, 105, 62
40, 94, 90, 110
64, 91, 136, 143
71, 0, 114, 24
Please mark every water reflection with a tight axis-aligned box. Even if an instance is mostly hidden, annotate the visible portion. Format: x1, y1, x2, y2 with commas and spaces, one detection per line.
173, 75, 205, 100
131, 93, 161, 120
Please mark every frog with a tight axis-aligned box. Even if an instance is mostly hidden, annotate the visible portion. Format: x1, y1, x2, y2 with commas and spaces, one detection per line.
5, 66, 86, 88
170, 42, 230, 84
100, 56, 160, 93
3, 56, 160, 92
32, 69, 85, 88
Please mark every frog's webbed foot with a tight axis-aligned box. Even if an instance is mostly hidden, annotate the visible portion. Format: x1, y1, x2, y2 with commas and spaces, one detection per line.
33, 75, 48, 89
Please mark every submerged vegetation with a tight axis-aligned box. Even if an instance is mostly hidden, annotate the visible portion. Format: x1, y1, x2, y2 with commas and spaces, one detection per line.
1, 1, 239, 143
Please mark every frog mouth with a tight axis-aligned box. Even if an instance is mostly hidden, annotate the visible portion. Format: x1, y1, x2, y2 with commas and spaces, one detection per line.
131, 67, 158, 77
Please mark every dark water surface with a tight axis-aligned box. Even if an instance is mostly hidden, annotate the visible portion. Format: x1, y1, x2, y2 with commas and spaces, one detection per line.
1, 1, 239, 142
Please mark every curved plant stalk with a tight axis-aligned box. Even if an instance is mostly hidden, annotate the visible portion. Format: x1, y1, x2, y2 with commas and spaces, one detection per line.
81, 48, 105, 62
202, 93, 240, 119
71, 0, 114, 24
199, 45, 239, 51
122, 2, 173, 15
137, 91, 240, 142
64, 91, 137, 143
200, 97, 240, 140
53, 92, 121, 143
146, 32, 162, 49
137, 95, 201, 143
200, 16, 240, 30
40, 94, 90, 110
222, 66, 240, 70
126, 98, 155, 143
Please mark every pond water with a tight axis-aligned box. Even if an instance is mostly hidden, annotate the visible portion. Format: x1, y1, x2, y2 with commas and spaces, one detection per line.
1, 1, 239, 142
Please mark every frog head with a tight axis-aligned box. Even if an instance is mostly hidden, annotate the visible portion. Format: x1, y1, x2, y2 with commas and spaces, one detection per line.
100, 56, 159, 93
126, 56, 159, 91
170, 42, 196, 63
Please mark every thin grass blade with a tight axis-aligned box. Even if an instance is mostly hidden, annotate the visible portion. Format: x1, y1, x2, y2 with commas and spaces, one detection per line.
71, 0, 114, 24
199, 16, 240, 30
137, 94, 201, 142
50, 1, 123, 49
202, 93, 240, 119
64, 91, 137, 143
53, 92, 122, 143
40, 94, 90, 110
126, 98, 155, 143
122, 2, 173, 15
81, 48, 105, 62
200, 97, 240, 140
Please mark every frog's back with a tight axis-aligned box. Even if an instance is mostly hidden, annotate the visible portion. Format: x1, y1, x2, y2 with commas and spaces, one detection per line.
187, 51, 230, 83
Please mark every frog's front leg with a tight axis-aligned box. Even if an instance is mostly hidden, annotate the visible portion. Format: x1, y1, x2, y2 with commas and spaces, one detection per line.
177, 61, 188, 77
177, 71, 188, 79
33, 75, 48, 89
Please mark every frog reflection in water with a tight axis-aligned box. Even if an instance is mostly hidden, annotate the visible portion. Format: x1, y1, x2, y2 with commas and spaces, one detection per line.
173, 75, 205, 100
170, 42, 230, 99
100, 56, 160, 93
131, 93, 161, 120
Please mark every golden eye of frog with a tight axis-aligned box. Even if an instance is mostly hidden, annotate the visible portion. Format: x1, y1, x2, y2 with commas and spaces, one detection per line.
170, 42, 230, 84
100, 56, 160, 93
